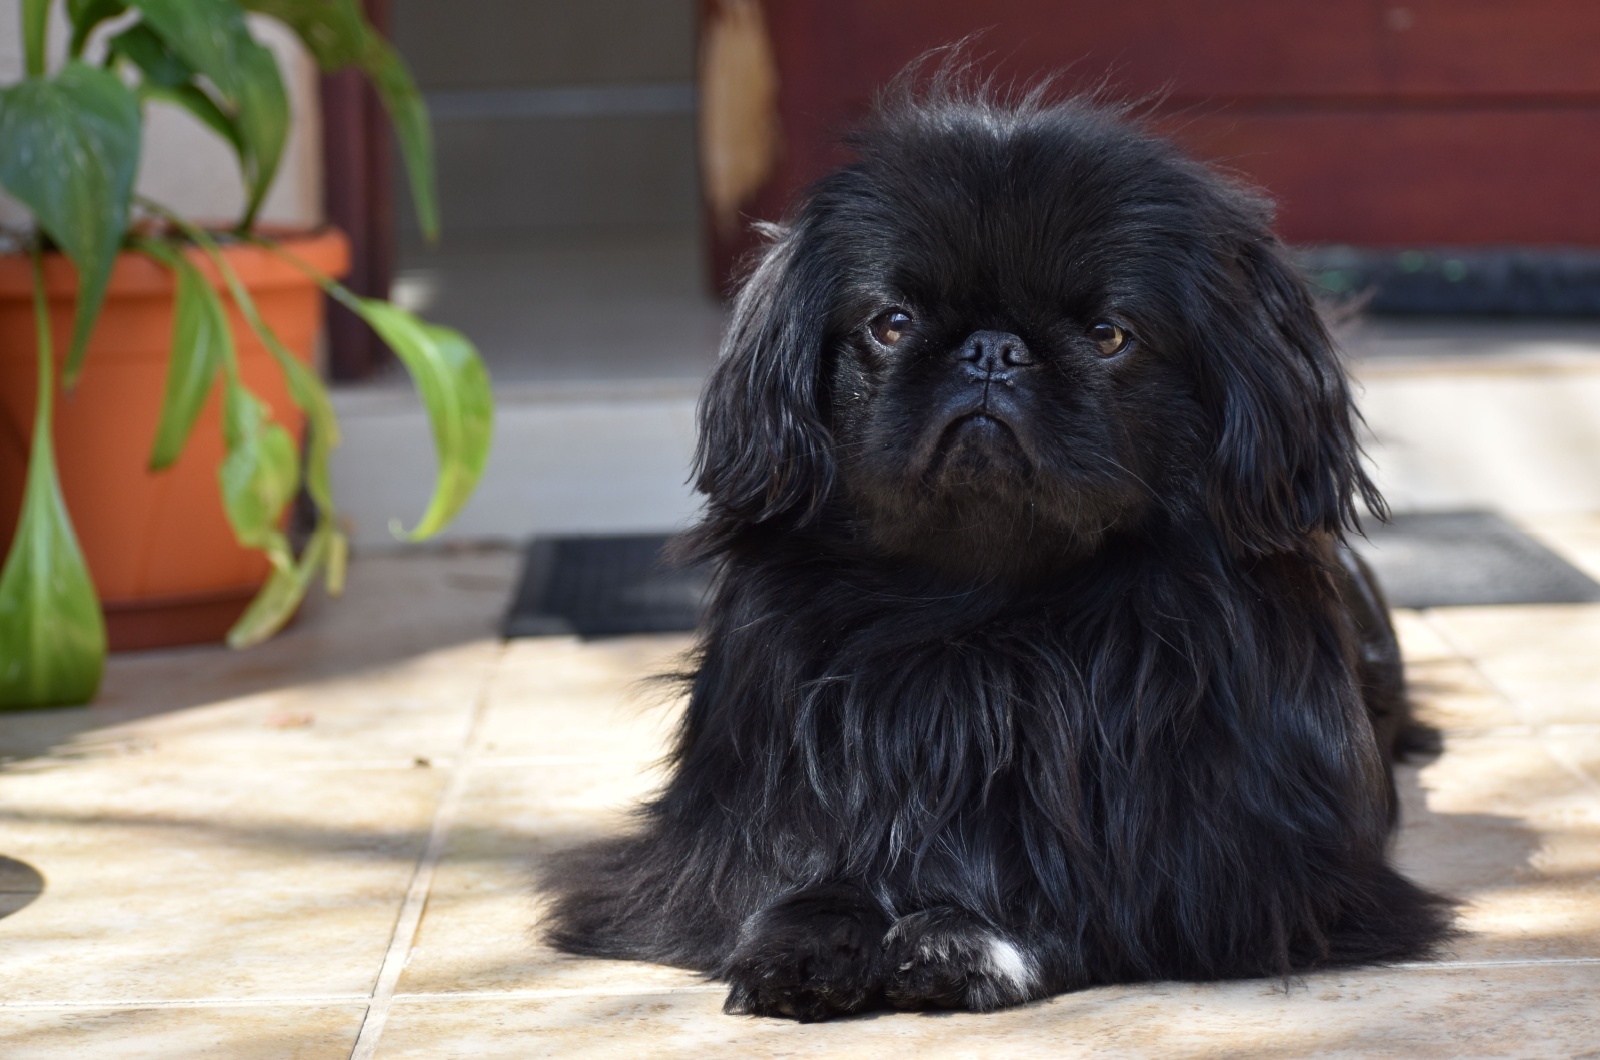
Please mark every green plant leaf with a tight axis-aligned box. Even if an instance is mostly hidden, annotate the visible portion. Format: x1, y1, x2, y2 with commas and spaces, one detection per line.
170, 220, 341, 519
139, 83, 246, 155
110, 21, 195, 87
137, 240, 229, 471
343, 300, 492, 540
68, 0, 130, 57
0, 62, 141, 384
218, 382, 299, 570
242, 0, 438, 240
130, 0, 289, 227
139, 210, 351, 608
363, 41, 438, 243
325, 525, 348, 595
226, 518, 331, 648
241, 0, 365, 66
0, 256, 107, 709
110, 19, 245, 152
248, 234, 493, 542
133, 213, 351, 648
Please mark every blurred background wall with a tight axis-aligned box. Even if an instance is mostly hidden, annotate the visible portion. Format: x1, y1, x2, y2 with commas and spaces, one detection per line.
393, 0, 699, 249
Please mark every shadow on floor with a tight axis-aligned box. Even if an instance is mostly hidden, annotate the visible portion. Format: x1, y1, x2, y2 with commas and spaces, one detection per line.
0, 855, 44, 921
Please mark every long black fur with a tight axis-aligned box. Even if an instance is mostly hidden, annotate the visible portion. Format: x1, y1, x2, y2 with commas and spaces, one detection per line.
542, 73, 1453, 1021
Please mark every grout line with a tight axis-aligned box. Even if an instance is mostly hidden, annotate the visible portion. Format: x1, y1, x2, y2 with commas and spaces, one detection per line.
347, 643, 505, 1060
1421, 611, 1600, 797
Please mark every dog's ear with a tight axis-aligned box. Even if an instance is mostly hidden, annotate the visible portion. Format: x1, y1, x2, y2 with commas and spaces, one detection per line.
1201, 237, 1384, 554
692, 222, 836, 536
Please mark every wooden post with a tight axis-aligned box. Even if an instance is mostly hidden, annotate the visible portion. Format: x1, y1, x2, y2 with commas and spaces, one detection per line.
319, 0, 395, 381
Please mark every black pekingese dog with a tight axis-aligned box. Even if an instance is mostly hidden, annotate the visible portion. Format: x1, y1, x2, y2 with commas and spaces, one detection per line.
544, 73, 1453, 1021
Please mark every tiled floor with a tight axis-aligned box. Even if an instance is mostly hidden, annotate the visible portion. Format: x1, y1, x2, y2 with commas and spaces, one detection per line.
2, 523, 1599, 1058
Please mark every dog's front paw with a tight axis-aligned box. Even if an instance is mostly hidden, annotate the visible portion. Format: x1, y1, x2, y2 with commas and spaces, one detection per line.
722, 886, 889, 1022
882, 907, 1040, 1012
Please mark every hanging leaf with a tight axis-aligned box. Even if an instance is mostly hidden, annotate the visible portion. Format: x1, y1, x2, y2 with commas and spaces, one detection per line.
218, 382, 299, 571
139, 83, 247, 155
241, 0, 438, 240
324, 525, 348, 595
218, 261, 350, 594
67, 0, 130, 57
0, 62, 142, 384
148, 213, 348, 609
108, 23, 246, 153
0, 256, 107, 709
226, 519, 332, 648
137, 218, 348, 647
137, 240, 230, 471
129, 0, 289, 226
247, 235, 493, 542
339, 299, 492, 539
357, 37, 438, 243
109, 21, 194, 87
240, 0, 366, 66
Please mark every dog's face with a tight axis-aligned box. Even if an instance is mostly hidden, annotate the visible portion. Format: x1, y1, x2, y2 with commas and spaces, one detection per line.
695, 93, 1379, 580
819, 118, 1207, 576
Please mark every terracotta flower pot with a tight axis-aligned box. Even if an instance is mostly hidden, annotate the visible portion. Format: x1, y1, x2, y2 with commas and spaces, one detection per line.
0, 230, 350, 652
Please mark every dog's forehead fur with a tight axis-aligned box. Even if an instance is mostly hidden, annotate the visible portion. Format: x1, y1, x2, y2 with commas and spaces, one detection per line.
810, 101, 1259, 329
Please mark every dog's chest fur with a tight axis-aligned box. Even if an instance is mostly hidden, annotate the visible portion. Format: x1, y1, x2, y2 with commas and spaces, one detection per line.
685, 537, 1383, 920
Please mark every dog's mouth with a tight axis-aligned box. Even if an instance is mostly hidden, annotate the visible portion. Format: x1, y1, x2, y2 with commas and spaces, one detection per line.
922, 411, 1031, 480
944, 411, 1017, 445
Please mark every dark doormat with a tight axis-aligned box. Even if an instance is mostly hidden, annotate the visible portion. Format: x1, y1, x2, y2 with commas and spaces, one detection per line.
1354, 510, 1600, 609
1298, 245, 1600, 315
503, 513, 1600, 638
503, 534, 708, 638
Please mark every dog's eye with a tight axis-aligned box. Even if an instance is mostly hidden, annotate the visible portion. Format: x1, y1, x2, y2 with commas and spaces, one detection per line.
1089, 322, 1131, 356
869, 309, 913, 347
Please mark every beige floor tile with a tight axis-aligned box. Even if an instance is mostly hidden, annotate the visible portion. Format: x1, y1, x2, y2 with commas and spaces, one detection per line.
1, 641, 499, 769
0, 767, 441, 1002
1426, 606, 1600, 726
1427, 604, 1600, 668
1404, 658, 1524, 732
0, 550, 517, 769
0, 1004, 366, 1060
476, 635, 691, 762
1487, 682, 1600, 728
374, 963, 1600, 1059
1391, 609, 1461, 664
1551, 730, 1600, 788
1395, 735, 1600, 962
399, 762, 685, 997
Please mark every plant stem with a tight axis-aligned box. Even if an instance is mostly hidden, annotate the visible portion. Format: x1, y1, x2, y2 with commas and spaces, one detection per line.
22, 0, 49, 78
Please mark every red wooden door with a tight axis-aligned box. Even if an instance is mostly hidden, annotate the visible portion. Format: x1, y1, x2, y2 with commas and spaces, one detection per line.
704, 1, 1600, 291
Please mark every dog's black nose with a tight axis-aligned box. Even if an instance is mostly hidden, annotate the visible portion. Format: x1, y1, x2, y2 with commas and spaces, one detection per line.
956, 330, 1034, 373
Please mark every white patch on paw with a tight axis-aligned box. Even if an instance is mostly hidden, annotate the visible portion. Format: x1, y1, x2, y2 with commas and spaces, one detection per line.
979, 935, 1036, 993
